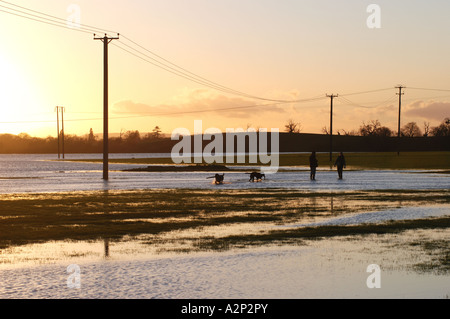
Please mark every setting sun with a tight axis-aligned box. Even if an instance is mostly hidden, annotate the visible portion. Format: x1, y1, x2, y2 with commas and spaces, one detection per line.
0, 0, 449, 138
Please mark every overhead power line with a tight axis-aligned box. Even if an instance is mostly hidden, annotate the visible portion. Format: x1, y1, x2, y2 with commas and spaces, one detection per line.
2, 0, 449, 135
337, 95, 398, 109
112, 40, 307, 103
339, 88, 393, 97
0, 0, 115, 34
0, 7, 92, 34
0, 97, 326, 125
407, 87, 450, 92
0, 0, 298, 103
117, 37, 286, 102
0, 0, 409, 106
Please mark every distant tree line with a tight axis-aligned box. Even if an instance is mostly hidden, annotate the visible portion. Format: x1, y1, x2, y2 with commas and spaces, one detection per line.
0, 119, 449, 154
314, 118, 450, 137
0, 126, 169, 154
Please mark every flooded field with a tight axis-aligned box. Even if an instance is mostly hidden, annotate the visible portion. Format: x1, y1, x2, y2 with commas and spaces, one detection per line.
0, 153, 449, 193
0, 154, 449, 299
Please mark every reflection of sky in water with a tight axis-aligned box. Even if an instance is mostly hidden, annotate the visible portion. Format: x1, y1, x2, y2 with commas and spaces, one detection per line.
0, 155, 449, 298
1, 229, 449, 299
0, 154, 449, 194
280, 205, 450, 228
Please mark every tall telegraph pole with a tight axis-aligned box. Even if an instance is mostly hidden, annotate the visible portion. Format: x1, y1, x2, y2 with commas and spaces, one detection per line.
55, 106, 65, 159
396, 85, 405, 155
61, 107, 65, 159
94, 33, 119, 180
56, 107, 60, 159
327, 94, 338, 163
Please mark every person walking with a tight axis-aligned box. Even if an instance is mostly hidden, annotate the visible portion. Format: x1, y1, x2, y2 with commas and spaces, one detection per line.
334, 152, 346, 180
309, 151, 318, 180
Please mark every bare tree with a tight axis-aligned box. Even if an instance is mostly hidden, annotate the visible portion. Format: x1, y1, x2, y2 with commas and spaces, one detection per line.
322, 126, 330, 135
359, 120, 393, 137
339, 129, 358, 136
431, 118, 450, 136
285, 119, 302, 133
119, 128, 126, 140
423, 122, 430, 137
359, 120, 381, 136
401, 122, 422, 137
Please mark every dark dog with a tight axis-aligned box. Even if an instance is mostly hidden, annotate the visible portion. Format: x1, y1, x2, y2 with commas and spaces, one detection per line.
247, 172, 265, 182
207, 173, 225, 184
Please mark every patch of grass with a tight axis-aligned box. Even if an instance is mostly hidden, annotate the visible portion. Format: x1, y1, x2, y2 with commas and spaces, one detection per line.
409, 239, 450, 274
0, 189, 449, 251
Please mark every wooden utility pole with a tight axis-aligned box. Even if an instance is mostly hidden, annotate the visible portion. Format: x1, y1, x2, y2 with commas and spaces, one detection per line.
396, 85, 405, 155
56, 106, 60, 159
55, 106, 65, 159
327, 94, 338, 163
61, 107, 65, 159
94, 33, 119, 180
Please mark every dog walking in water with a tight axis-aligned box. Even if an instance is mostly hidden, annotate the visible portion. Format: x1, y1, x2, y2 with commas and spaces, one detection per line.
207, 173, 225, 185
247, 172, 265, 182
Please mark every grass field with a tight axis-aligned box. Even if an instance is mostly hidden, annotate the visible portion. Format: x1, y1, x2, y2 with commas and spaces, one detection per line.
67, 152, 450, 170
1, 189, 449, 271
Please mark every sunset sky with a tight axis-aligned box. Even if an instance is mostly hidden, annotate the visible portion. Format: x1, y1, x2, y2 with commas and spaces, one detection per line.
1, 0, 450, 137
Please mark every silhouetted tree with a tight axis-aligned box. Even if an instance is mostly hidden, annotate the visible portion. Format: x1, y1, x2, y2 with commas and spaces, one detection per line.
18, 133, 31, 140
124, 130, 141, 143
88, 128, 96, 142
359, 120, 392, 137
285, 119, 302, 133
423, 122, 430, 137
401, 122, 422, 137
152, 126, 162, 139
431, 118, 450, 137
376, 126, 393, 137
359, 120, 380, 136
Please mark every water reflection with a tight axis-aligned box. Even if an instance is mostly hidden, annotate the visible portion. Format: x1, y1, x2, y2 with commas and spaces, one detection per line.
0, 189, 448, 271
102, 189, 110, 259
104, 239, 110, 259
330, 196, 334, 215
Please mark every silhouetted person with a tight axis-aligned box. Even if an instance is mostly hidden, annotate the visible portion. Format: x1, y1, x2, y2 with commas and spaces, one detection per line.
334, 152, 346, 180
309, 152, 318, 180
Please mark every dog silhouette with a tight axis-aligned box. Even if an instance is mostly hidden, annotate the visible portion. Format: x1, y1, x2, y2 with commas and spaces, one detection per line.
207, 173, 225, 184
248, 172, 265, 182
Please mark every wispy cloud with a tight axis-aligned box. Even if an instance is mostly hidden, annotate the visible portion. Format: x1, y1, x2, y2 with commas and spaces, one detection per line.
112, 89, 292, 119
405, 101, 450, 121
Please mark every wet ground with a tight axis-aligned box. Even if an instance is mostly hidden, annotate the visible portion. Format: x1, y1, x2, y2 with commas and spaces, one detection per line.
0, 154, 448, 298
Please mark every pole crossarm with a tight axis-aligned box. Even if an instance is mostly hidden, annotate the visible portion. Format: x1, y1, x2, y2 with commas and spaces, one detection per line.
94, 33, 120, 42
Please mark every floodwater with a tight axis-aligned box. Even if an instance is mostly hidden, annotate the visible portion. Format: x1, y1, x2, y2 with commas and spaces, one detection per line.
0, 154, 449, 299
0, 154, 448, 193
